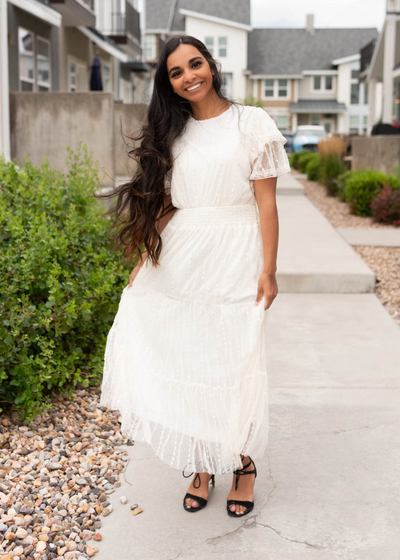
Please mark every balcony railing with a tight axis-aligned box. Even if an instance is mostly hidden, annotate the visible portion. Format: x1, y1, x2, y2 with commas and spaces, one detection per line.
100, 3, 140, 42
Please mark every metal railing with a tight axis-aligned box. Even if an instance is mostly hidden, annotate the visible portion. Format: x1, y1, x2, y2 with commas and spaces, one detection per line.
99, 3, 140, 41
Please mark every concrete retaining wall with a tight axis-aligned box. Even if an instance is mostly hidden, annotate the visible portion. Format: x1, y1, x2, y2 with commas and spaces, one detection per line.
114, 103, 147, 176
352, 136, 400, 174
9, 93, 147, 188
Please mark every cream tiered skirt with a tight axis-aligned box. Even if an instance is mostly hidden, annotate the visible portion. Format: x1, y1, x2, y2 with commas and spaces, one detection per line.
100, 204, 270, 474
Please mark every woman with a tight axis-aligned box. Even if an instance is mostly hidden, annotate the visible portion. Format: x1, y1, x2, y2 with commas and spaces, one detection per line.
100, 35, 290, 517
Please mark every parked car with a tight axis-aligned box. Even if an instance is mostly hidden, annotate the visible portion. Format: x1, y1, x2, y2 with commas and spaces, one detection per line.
281, 131, 294, 154
293, 125, 327, 153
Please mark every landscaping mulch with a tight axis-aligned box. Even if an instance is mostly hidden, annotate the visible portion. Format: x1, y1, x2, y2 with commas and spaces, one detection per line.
0, 387, 132, 560
295, 172, 400, 328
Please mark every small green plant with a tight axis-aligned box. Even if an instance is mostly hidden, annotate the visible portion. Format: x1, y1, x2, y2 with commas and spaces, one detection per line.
305, 154, 322, 182
0, 143, 131, 420
297, 151, 318, 173
289, 152, 301, 169
343, 170, 400, 216
243, 94, 263, 108
336, 171, 353, 202
319, 153, 346, 197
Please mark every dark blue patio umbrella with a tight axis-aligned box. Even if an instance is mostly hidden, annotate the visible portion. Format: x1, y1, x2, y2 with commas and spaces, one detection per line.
90, 55, 103, 91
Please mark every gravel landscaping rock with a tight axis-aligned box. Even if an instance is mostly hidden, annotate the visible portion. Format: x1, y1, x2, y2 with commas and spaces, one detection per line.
0, 387, 131, 559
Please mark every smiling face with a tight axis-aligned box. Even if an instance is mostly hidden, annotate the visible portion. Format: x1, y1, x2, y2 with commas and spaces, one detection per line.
166, 43, 215, 103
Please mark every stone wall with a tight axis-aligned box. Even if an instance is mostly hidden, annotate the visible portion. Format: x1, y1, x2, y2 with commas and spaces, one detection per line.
352, 136, 400, 175
9, 93, 147, 188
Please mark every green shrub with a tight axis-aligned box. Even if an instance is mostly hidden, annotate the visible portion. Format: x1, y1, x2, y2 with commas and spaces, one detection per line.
343, 170, 400, 216
297, 151, 318, 173
288, 152, 301, 169
305, 154, 322, 181
0, 144, 131, 420
319, 153, 346, 197
336, 171, 353, 202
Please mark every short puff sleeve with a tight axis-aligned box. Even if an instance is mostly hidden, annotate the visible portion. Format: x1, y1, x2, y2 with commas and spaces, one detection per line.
248, 107, 291, 180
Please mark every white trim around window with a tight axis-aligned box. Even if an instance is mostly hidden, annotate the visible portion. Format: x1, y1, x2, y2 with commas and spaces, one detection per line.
261, 78, 290, 100
36, 35, 51, 91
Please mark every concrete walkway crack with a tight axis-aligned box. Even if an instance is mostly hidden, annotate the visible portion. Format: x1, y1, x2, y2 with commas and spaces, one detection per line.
253, 521, 327, 550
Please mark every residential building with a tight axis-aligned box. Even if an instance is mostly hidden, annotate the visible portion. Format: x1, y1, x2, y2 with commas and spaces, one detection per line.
247, 16, 378, 133
0, 0, 148, 159
364, 0, 400, 128
145, 0, 251, 102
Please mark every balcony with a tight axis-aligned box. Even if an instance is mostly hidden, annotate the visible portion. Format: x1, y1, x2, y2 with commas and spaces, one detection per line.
49, 0, 96, 26
97, 0, 142, 57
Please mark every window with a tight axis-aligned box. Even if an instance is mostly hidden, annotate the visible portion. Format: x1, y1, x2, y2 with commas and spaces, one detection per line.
205, 37, 214, 55
276, 115, 288, 130
19, 27, 52, 92
364, 83, 369, 105
311, 114, 320, 125
350, 115, 359, 133
102, 64, 111, 92
37, 37, 50, 91
363, 115, 368, 134
263, 79, 290, 99
351, 70, 360, 80
218, 36, 227, 57
312, 75, 335, 92
145, 34, 156, 61
325, 76, 333, 90
19, 28, 35, 91
264, 79, 274, 97
351, 83, 360, 105
68, 57, 87, 92
221, 73, 233, 98
278, 79, 288, 97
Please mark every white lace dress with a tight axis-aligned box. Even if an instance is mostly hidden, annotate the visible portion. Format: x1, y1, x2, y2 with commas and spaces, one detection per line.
100, 104, 290, 475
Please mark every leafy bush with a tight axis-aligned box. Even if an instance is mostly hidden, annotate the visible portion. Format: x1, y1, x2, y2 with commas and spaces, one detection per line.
319, 154, 346, 197
0, 144, 131, 420
297, 151, 318, 173
336, 171, 353, 202
370, 184, 400, 226
342, 170, 400, 216
288, 152, 301, 169
305, 154, 322, 181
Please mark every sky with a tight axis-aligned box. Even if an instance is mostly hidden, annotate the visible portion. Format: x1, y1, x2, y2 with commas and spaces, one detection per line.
252, 0, 387, 31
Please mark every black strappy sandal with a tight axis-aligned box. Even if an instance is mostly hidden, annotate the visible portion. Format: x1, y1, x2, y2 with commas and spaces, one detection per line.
226, 455, 257, 518
182, 471, 215, 512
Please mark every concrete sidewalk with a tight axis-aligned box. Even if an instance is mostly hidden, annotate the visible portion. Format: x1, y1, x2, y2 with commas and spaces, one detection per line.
96, 173, 400, 560
337, 227, 400, 247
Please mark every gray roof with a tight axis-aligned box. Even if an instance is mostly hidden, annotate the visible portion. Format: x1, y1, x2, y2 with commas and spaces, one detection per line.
146, 0, 250, 31
290, 100, 347, 113
248, 28, 378, 75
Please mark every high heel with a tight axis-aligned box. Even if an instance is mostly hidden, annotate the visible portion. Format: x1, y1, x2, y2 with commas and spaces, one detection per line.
182, 470, 215, 512
226, 455, 257, 518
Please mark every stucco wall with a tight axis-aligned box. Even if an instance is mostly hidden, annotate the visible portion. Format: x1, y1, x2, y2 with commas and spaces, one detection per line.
352, 136, 400, 174
10, 92, 115, 187
9, 93, 148, 187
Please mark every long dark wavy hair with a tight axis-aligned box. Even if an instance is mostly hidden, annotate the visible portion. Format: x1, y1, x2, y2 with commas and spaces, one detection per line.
101, 35, 237, 267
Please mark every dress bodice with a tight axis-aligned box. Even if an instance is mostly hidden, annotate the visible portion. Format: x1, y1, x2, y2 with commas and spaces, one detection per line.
165, 104, 290, 209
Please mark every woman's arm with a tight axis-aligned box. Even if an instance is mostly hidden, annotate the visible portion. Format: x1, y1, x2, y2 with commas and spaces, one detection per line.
128, 194, 177, 287
253, 177, 279, 310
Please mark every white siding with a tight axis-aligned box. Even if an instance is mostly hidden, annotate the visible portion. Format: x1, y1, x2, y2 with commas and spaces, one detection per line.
184, 16, 247, 102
